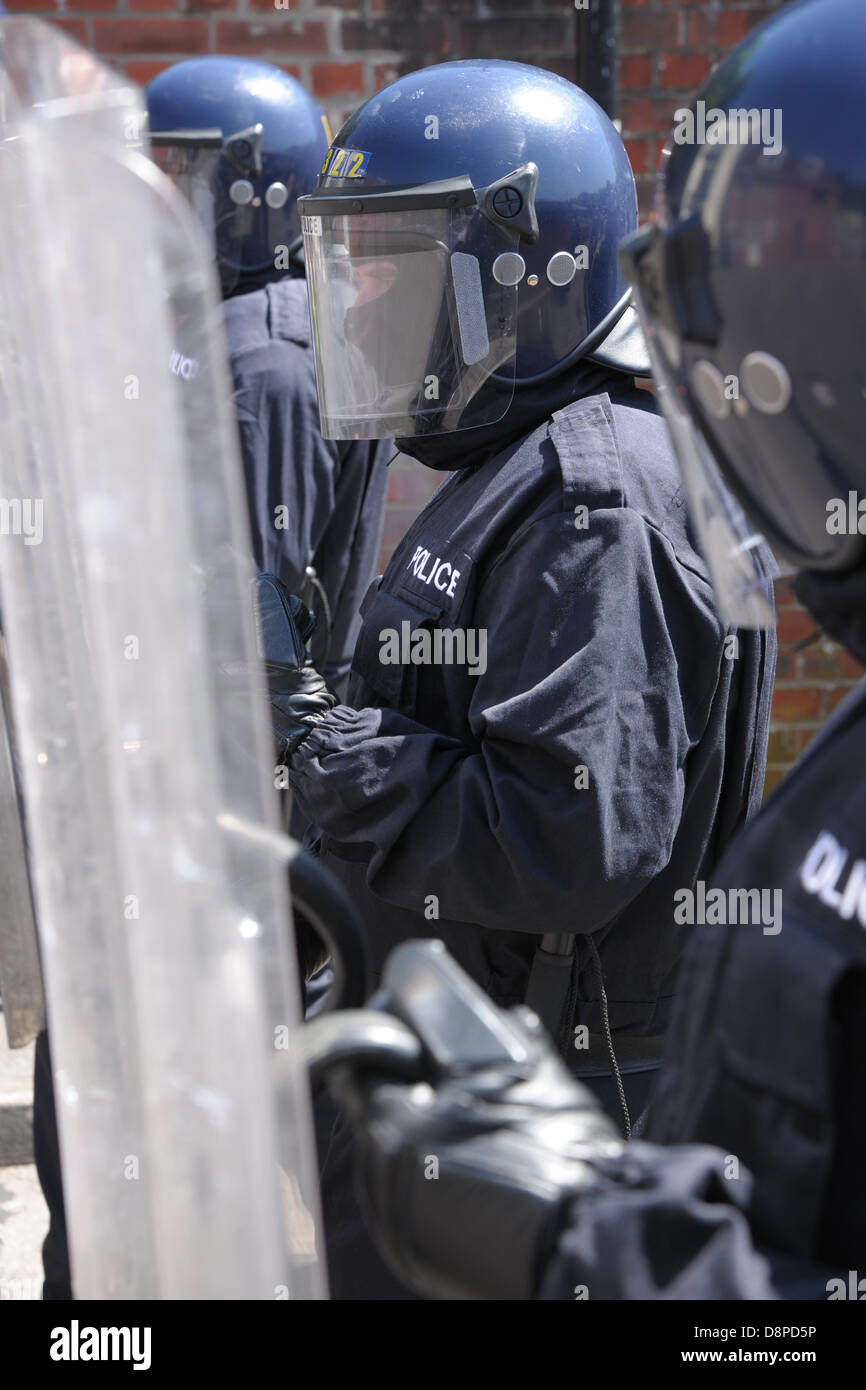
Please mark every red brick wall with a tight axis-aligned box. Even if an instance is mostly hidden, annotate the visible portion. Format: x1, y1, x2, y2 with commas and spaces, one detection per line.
618, 0, 794, 214
768, 581, 863, 794
4, 1, 578, 135
10, 0, 856, 787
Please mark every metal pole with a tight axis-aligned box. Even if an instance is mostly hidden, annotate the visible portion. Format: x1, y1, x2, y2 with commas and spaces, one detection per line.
575, 0, 617, 121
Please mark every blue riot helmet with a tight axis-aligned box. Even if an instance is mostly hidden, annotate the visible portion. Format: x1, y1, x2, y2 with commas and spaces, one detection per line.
298, 60, 649, 441
146, 57, 330, 294
620, 0, 866, 627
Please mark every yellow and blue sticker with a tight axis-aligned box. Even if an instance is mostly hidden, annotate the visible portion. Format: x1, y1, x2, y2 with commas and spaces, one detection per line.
321, 145, 371, 179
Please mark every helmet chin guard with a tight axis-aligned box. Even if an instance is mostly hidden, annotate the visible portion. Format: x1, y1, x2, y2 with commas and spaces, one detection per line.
586, 302, 651, 379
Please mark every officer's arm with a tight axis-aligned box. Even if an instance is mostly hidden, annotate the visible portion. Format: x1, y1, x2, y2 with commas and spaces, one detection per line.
290, 508, 722, 934
536, 1142, 783, 1300
233, 343, 338, 591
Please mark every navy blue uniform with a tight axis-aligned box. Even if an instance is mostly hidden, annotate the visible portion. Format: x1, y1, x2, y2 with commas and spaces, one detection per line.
223, 276, 390, 692
537, 1143, 831, 1300
537, 670, 866, 1298
289, 372, 776, 1297
646, 679, 866, 1279
291, 382, 775, 1036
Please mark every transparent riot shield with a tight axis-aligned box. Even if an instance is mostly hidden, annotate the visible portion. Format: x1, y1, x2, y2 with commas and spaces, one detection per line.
0, 17, 324, 1298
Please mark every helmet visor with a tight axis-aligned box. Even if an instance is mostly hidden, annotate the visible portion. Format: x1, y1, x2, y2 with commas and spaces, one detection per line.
622, 228, 775, 628
149, 139, 226, 257
301, 199, 518, 439
149, 131, 281, 284
647, 318, 775, 627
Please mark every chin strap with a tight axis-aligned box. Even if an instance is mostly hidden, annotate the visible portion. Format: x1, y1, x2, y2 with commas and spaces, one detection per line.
493, 289, 650, 390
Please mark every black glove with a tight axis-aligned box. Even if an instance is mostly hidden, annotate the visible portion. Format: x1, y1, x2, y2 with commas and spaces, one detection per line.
252, 573, 338, 761
320, 941, 624, 1301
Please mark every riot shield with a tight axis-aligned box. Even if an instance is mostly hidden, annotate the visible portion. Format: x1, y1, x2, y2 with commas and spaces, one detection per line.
0, 18, 324, 1298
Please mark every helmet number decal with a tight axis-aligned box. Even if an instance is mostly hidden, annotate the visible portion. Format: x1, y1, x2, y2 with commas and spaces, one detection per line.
321, 146, 371, 179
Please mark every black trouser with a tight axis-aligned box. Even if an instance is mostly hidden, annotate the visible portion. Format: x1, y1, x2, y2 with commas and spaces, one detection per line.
31, 967, 335, 1303
314, 1091, 420, 1301
33, 1030, 71, 1300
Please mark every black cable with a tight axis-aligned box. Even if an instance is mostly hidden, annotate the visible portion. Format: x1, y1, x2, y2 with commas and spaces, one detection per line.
588, 934, 631, 1140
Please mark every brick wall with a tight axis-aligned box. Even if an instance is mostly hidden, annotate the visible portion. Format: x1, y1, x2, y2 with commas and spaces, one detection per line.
8, 0, 857, 787
5, 1, 578, 134
618, 0, 794, 214
768, 581, 863, 794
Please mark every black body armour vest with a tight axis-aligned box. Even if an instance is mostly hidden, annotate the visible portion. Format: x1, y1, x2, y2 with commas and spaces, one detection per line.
647, 678, 866, 1270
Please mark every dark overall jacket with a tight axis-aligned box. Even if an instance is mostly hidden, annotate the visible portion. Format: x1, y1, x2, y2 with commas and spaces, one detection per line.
291, 382, 776, 1042
646, 675, 866, 1276
290, 373, 777, 1298
539, 666, 866, 1299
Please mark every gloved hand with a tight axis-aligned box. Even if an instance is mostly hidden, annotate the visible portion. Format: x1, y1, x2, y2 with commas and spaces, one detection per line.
319, 941, 625, 1301
252, 572, 338, 761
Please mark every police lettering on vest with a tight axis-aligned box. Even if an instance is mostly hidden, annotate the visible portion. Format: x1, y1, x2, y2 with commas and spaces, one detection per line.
408, 545, 460, 598
799, 828, 866, 926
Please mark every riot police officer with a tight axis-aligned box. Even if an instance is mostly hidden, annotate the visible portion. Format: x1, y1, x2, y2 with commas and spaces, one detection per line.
266, 59, 777, 1296
302, 0, 866, 1299
146, 57, 391, 695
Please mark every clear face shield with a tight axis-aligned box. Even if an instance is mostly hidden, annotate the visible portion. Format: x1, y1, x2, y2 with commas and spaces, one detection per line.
150, 138, 223, 254
149, 125, 272, 284
620, 225, 775, 628
299, 179, 521, 439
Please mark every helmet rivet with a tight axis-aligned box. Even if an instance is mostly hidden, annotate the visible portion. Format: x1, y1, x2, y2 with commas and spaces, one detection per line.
352, 200, 363, 213
492, 186, 523, 219
527, 274, 539, 287
690, 360, 731, 421
265, 182, 289, 209
229, 179, 254, 206
546, 252, 577, 287
492, 252, 526, 286
740, 351, 792, 415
